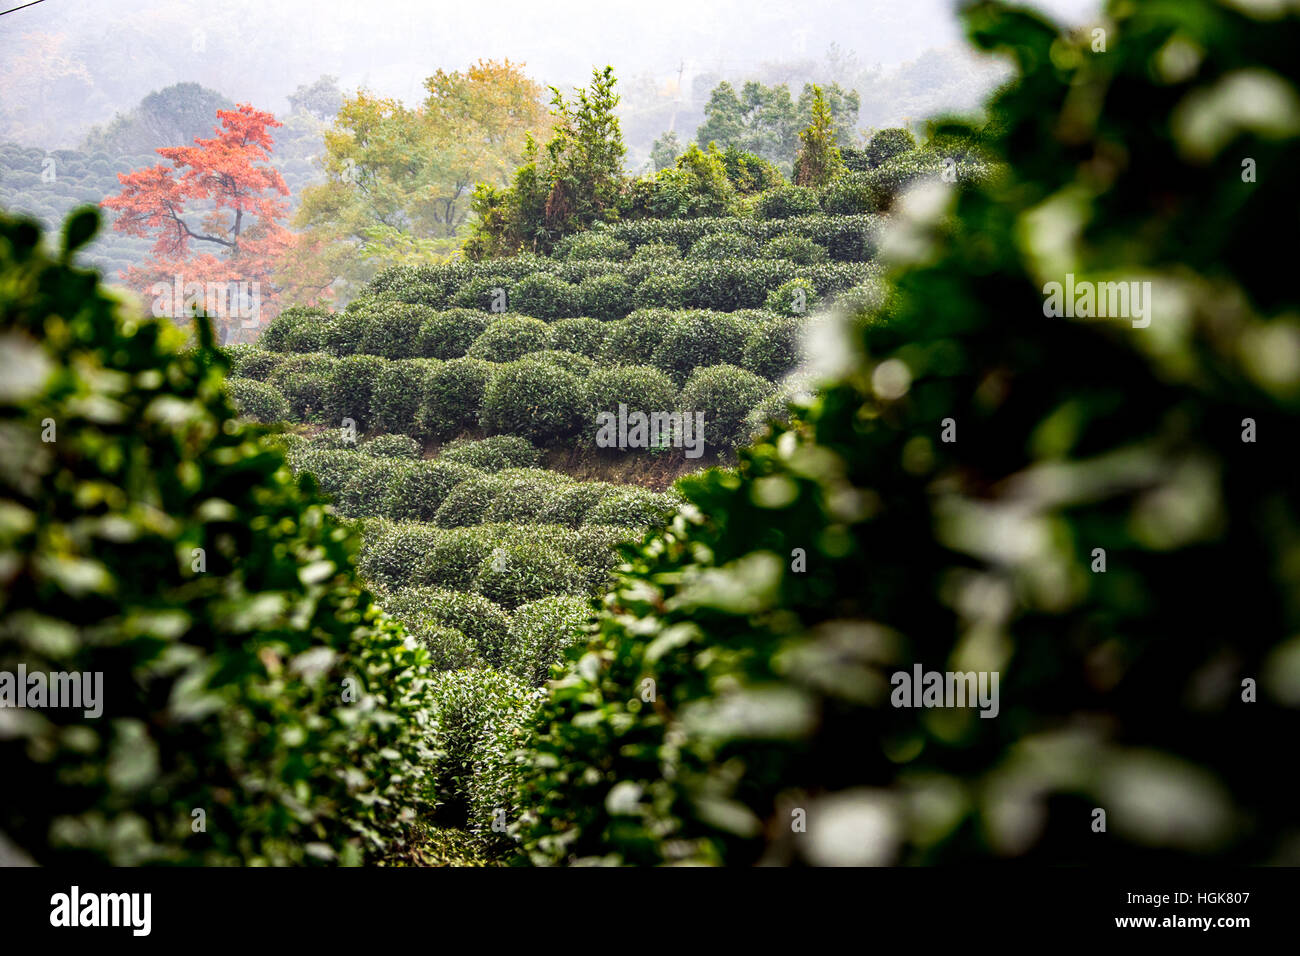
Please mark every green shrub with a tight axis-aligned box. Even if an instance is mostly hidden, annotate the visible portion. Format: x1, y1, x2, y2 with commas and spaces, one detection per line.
384, 460, 481, 522
287, 447, 365, 498
537, 481, 620, 527
378, 587, 510, 663
762, 234, 829, 265
421, 525, 502, 590
678, 363, 774, 455
484, 469, 573, 523
356, 519, 443, 588
369, 359, 433, 435
0, 211, 434, 865
631, 272, 688, 309
467, 315, 554, 363
865, 126, 916, 167
630, 240, 682, 262
818, 171, 876, 215
427, 670, 542, 843
438, 435, 541, 472
260, 304, 330, 352
503, 595, 594, 686
584, 365, 678, 422
358, 302, 426, 359
520, 349, 594, 378
584, 487, 681, 528
599, 309, 671, 366
338, 457, 414, 518
472, 540, 586, 610
650, 311, 749, 385
325, 353, 388, 430
550, 317, 608, 357
741, 316, 804, 380
419, 357, 493, 439
419, 308, 493, 359
755, 184, 820, 219
687, 233, 761, 260
434, 472, 507, 527
577, 273, 634, 320
449, 275, 514, 311
409, 623, 482, 672
765, 277, 817, 316
362, 433, 422, 459
561, 523, 637, 591
231, 349, 284, 381
559, 231, 631, 261
320, 309, 369, 356
510, 273, 577, 320
227, 378, 288, 423
481, 358, 586, 445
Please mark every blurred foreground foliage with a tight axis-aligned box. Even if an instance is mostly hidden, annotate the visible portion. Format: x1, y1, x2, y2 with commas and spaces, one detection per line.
0, 209, 437, 865
516, 0, 1300, 864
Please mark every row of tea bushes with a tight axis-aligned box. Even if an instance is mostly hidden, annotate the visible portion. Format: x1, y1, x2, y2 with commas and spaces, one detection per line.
354, 258, 877, 318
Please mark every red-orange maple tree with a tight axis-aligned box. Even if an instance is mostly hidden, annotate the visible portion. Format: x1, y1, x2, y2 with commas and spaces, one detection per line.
102, 103, 328, 342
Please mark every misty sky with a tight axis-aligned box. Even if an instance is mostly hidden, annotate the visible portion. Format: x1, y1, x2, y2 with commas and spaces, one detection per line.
1, 0, 1102, 148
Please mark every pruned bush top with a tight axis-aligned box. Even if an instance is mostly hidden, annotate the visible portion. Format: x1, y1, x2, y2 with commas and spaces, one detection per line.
227, 377, 288, 423
687, 233, 761, 261
419, 308, 493, 360
438, 435, 541, 472
467, 315, 554, 363
504, 595, 594, 686
480, 358, 586, 445
419, 356, 493, 439
677, 363, 775, 456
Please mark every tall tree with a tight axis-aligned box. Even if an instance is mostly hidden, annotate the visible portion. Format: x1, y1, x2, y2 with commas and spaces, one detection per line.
101, 104, 325, 342
294, 60, 548, 285
792, 85, 845, 187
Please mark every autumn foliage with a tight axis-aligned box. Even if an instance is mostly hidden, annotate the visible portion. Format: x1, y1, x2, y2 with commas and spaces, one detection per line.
101, 104, 327, 341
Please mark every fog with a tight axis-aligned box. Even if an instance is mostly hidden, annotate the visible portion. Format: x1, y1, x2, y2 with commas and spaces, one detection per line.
1, 0, 1102, 151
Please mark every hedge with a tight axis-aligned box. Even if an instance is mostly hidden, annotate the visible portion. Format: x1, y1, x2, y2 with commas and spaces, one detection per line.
227, 378, 288, 423
384, 460, 482, 522
550, 317, 608, 357
471, 539, 586, 610
419, 308, 493, 360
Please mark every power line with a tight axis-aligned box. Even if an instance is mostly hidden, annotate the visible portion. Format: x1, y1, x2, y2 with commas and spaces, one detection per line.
1, 0, 50, 17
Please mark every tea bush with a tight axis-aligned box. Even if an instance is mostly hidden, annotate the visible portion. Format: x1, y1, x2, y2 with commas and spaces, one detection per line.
227, 378, 288, 423
468, 315, 554, 363
361, 433, 422, 459
480, 358, 586, 444
550, 317, 608, 358
503, 595, 594, 686
677, 364, 775, 455
438, 435, 542, 472
472, 540, 586, 610
419, 309, 493, 360
419, 357, 493, 439
384, 460, 481, 522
